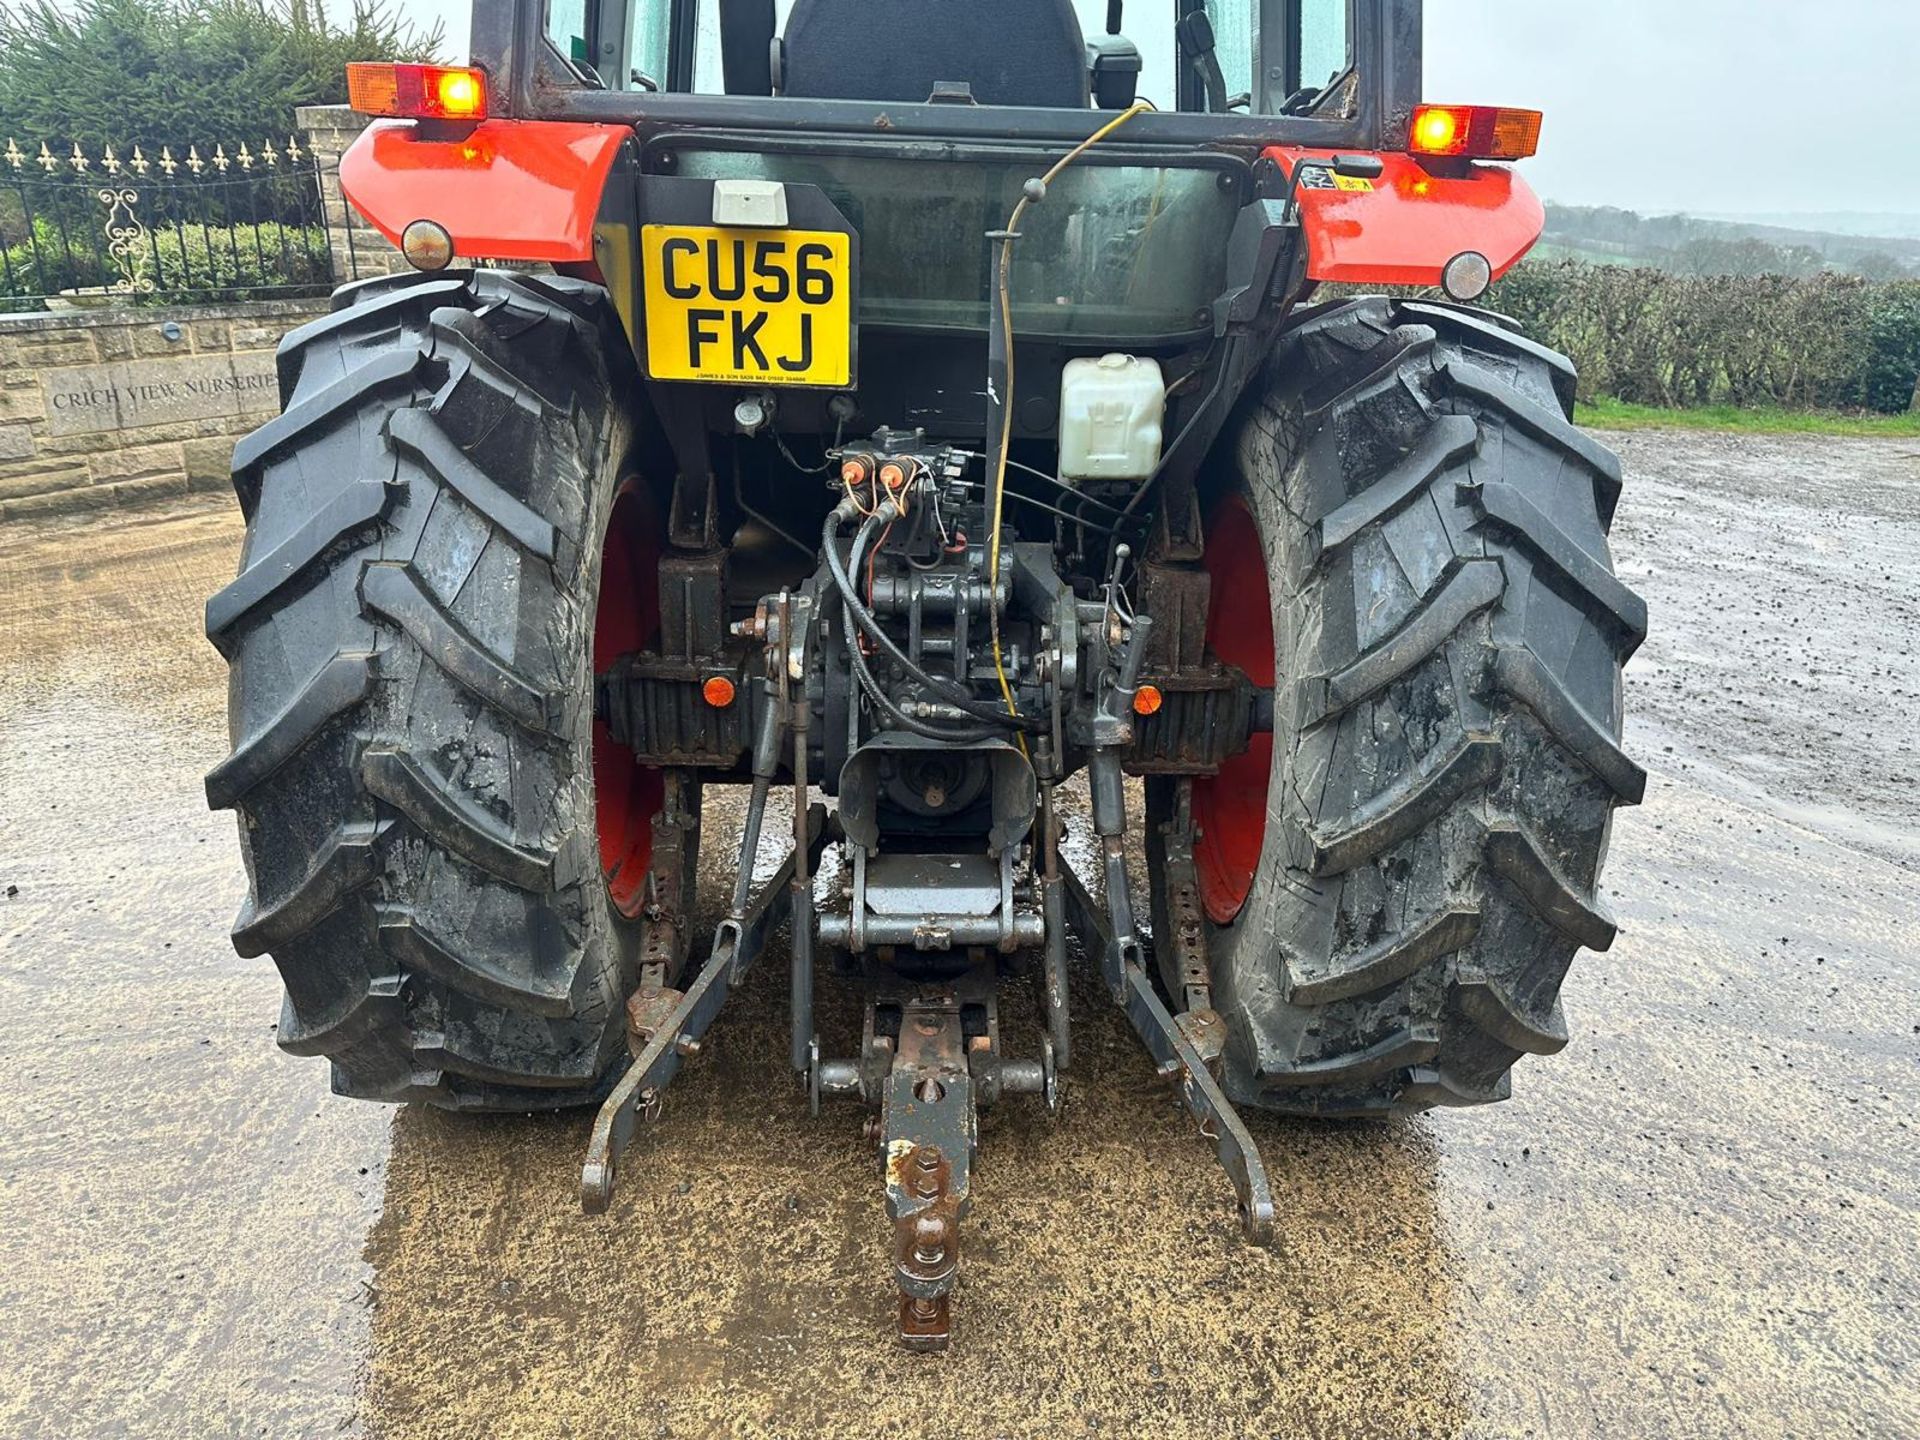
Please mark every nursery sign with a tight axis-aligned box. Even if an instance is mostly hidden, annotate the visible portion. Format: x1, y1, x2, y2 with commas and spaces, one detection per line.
42, 351, 279, 436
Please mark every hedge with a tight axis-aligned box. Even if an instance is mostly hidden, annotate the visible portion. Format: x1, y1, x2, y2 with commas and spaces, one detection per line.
1487, 261, 1920, 414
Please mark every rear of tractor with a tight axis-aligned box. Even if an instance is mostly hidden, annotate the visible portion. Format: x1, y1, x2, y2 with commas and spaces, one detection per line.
207, 0, 1644, 1348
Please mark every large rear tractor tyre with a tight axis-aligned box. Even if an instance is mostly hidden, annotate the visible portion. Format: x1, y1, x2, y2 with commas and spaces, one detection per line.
206, 270, 690, 1111
1186, 297, 1646, 1115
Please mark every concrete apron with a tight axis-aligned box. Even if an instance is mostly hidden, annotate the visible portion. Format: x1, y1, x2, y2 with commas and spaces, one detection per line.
0, 426, 1915, 1438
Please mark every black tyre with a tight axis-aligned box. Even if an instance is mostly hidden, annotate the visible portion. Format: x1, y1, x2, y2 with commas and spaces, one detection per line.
206, 270, 690, 1110
1183, 297, 1646, 1115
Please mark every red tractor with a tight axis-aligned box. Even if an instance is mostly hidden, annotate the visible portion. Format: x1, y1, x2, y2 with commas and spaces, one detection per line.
207, 0, 1643, 1349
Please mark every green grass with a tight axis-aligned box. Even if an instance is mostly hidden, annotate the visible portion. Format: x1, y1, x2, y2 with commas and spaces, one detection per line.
1575, 396, 1920, 437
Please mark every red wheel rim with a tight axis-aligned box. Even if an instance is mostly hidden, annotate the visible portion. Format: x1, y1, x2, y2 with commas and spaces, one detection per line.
1191, 494, 1274, 925
593, 483, 665, 919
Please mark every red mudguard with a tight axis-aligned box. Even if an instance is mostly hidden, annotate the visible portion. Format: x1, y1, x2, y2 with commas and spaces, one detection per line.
1265, 147, 1545, 288
339, 118, 630, 264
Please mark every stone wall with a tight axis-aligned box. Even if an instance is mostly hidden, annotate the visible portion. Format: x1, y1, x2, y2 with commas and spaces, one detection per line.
296, 104, 408, 286
0, 109, 410, 524
0, 300, 327, 521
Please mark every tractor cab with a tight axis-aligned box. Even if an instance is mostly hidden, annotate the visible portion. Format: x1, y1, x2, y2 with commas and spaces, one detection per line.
545, 0, 1353, 116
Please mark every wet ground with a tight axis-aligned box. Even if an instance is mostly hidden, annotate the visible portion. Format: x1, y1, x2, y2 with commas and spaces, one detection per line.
0, 428, 1916, 1439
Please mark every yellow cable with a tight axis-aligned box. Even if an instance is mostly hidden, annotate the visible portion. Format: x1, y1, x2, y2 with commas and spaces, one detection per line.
988, 101, 1152, 756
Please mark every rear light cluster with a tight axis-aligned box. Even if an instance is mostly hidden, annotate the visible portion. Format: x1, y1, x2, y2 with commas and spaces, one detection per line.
347, 62, 488, 121
1409, 105, 1542, 161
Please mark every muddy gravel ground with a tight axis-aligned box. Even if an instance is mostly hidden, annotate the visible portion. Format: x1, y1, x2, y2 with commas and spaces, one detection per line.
0, 428, 1916, 1439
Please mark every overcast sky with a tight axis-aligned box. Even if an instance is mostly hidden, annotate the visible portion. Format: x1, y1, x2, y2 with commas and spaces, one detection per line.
396, 0, 1920, 219
1424, 0, 1920, 217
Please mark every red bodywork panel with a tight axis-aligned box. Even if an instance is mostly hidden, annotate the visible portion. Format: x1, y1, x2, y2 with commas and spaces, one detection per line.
339, 121, 1543, 296
339, 118, 630, 264
1266, 147, 1545, 288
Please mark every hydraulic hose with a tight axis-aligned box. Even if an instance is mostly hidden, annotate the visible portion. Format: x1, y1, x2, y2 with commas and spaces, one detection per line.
827, 504, 995, 742
822, 506, 1044, 734
986, 100, 1153, 745
841, 606, 995, 744
846, 509, 1047, 732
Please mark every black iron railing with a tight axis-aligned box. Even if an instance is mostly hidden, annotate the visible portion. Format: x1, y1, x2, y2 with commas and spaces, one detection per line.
0, 136, 352, 309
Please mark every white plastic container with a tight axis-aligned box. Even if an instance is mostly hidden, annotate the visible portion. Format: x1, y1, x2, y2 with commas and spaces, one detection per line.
1057, 354, 1166, 484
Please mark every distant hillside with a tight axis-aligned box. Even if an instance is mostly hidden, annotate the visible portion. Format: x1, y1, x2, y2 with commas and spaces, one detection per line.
1540, 205, 1920, 279
1701, 212, 1920, 243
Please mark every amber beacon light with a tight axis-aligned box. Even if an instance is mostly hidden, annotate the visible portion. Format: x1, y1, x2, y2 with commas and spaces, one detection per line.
1409, 104, 1542, 160
347, 63, 489, 121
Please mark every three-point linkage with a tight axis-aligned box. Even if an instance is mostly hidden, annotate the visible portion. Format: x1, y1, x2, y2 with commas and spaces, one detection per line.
580, 457, 1274, 1351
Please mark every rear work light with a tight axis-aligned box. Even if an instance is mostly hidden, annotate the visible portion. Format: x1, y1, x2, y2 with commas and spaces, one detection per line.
1409, 105, 1542, 161
347, 63, 488, 121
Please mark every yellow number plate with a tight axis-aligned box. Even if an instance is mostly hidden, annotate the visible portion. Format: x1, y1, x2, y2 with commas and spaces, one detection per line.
640, 224, 853, 387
